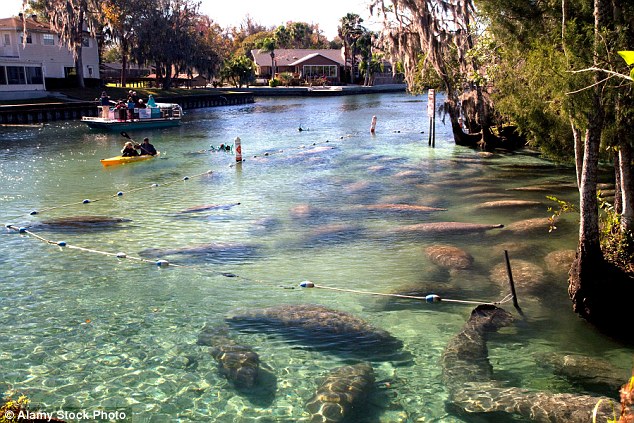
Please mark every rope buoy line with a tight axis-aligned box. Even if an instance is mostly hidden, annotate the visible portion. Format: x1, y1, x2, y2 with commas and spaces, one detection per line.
4, 224, 510, 306
20, 170, 214, 217
298, 280, 515, 306
6, 224, 186, 268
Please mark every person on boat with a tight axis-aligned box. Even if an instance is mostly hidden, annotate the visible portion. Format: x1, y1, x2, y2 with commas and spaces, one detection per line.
136, 137, 157, 156
98, 91, 111, 119
137, 99, 146, 109
121, 141, 139, 157
147, 94, 157, 108
115, 100, 127, 121
126, 97, 136, 120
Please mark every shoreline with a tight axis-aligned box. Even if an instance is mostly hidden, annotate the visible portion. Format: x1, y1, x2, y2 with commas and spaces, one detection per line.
0, 84, 407, 125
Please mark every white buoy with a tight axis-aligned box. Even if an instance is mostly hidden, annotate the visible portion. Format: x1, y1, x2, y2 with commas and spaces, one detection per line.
234, 137, 242, 162
370, 115, 377, 134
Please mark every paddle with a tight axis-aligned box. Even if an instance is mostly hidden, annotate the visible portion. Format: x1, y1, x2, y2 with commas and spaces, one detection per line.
121, 131, 135, 143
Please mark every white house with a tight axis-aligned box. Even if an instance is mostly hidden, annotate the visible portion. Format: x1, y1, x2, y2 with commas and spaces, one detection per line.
0, 13, 99, 99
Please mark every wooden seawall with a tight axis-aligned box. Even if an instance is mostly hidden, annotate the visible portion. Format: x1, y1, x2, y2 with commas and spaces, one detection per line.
0, 92, 254, 125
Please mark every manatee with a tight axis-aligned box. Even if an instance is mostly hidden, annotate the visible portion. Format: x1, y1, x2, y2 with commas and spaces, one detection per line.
474, 200, 543, 210
177, 202, 241, 214
352, 203, 447, 213
303, 223, 365, 245
290, 204, 317, 219
139, 242, 259, 264
226, 304, 404, 360
306, 363, 375, 423
197, 324, 260, 390
544, 249, 576, 275
391, 222, 504, 236
535, 352, 631, 395
504, 217, 555, 234
449, 381, 614, 422
424, 244, 474, 271
441, 305, 515, 388
441, 305, 614, 422
27, 215, 132, 232
489, 259, 545, 292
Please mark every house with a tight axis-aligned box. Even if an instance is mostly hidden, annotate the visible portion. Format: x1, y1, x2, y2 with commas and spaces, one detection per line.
0, 13, 99, 99
144, 73, 208, 88
251, 49, 346, 84
101, 62, 153, 83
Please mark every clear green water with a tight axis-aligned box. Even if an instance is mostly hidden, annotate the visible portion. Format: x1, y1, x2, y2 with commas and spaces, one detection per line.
0, 93, 631, 422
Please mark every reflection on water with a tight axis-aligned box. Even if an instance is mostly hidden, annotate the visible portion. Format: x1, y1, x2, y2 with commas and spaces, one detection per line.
0, 93, 630, 422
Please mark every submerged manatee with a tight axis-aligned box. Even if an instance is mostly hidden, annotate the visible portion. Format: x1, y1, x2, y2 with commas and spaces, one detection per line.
226, 304, 405, 360
306, 363, 375, 423
177, 202, 241, 214
535, 352, 631, 395
197, 324, 260, 390
442, 305, 614, 422
489, 259, 545, 293
27, 215, 132, 232
352, 203, 447, 213
391, 222, 504, 236
474, 200, 543, 210
424, 244, 474, 271
543, 249, 576, 275
139, 242, 259, 264
504, 217, 555, 234
441, 304, 515, 389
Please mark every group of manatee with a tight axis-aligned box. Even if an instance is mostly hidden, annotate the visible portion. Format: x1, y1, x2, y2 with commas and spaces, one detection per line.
17, 156, 625, 421
193, 301, 626, 422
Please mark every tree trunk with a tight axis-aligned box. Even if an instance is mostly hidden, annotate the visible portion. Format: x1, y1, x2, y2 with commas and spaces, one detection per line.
75, 44, 85, 89
120, 38, 128, 88
571, 119, 583, 188
75, 11, 85, 89
614, 152, 622, 214
568, 0, 605, 321
619, 142, 633, 235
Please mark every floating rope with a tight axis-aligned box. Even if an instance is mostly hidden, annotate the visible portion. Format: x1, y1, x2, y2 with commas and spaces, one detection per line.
298, 280, 514, 306
24, 170, 214, 217
5, 224, 183, 268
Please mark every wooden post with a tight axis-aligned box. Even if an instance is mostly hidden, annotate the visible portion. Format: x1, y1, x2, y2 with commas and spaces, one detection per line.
504, 250, 524, 315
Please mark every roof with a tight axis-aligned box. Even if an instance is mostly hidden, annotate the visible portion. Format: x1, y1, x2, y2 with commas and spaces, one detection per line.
251, 49, 345, 67
287, 53, 341, 66
0, 15, 51, 32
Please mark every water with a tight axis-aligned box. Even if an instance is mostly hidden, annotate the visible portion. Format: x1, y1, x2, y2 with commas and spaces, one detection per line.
0, 93, 631, 422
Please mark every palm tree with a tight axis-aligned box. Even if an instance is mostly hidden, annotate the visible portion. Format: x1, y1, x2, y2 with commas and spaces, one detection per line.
338, 13, 364, 84
258, 37, 277, 80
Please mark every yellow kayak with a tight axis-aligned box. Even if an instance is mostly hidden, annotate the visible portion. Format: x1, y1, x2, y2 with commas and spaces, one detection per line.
100, 152, 160, 167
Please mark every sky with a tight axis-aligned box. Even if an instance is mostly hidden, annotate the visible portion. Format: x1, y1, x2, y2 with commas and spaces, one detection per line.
5, 0, 381, 40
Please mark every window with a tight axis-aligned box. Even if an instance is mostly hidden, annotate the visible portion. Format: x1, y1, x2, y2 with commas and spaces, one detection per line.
26, 67, 43, 84
0, 66, 6, 85
43, 34, 55, 46
303, 65, 337, 78
19, 32, 32, 44
3, 34, 10, 46
82, 35, 89, 47
64, 67, 77, 77
6, 66, 26, 84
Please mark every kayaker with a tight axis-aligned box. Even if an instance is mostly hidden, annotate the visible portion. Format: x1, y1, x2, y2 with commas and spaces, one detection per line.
136, 137, 157, 156
121, 141, 139, 157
